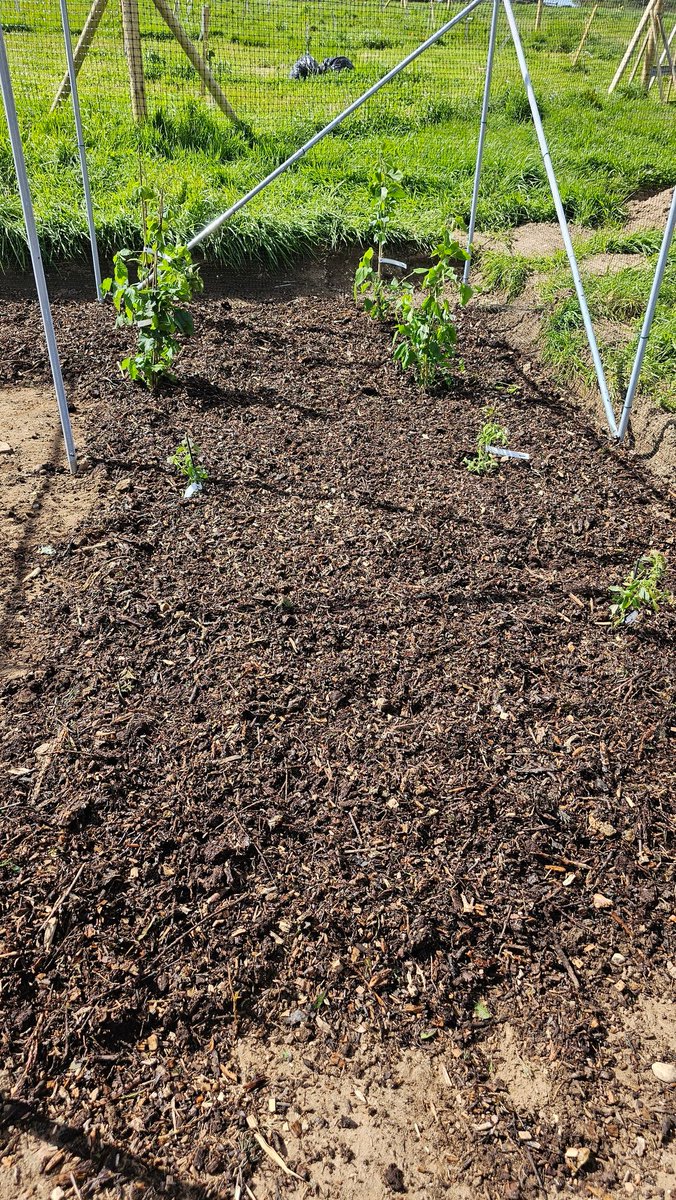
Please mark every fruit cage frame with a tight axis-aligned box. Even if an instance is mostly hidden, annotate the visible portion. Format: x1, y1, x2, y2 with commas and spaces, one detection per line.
1, 0, 675, 474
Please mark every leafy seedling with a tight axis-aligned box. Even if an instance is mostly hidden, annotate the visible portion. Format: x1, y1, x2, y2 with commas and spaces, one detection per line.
464, 405, 509, 474
353, 163, 406, 320
393, 229, 472, 388
169, 436, 208, 492
609, 550, 672, 627
102, 184, 202, 388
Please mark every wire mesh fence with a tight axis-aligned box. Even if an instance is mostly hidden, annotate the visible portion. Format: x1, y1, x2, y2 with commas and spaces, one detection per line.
0, 0, 674, 272
2, 0, 675, 132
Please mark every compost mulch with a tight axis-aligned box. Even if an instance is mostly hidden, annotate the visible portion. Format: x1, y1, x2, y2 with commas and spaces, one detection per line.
0, 280, 675, 1199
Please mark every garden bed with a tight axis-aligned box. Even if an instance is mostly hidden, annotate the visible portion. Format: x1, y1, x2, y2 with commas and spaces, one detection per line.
1, 280, 675, 1199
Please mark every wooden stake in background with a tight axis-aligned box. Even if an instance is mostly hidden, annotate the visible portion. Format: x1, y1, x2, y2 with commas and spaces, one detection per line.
534, 0, 544, 34
51, 0, 110, 110
571, 2, 598, 68
609, 0, 658, 93
200, 4, 210, 97
121, 0, 147, 122
52, 0, 244, 128
150, 0, 243, 126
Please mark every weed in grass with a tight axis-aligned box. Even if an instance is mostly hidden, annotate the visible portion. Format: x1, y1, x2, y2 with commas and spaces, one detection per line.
102, 186, 202, 389
170, 436, 209, 487
393, 229, 471, 388
464, 405, 509, 474
609, 551, 672, 627
480, 250, 534, 299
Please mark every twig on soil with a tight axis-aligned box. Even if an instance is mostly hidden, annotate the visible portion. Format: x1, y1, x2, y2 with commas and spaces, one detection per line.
38, 864, 84, 933
552, 942, 580, 990
69, 1173, 84, 1200
245, 1116, 304, 1180
31, 725, 68, 803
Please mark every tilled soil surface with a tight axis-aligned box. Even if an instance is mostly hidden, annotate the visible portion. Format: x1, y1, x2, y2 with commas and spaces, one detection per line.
0, 287, 675, 1200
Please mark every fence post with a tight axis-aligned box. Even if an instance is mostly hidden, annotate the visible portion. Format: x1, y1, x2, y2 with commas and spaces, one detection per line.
0, 27, 77, 474
200, 5, 210, 96
121, 0, 147, 122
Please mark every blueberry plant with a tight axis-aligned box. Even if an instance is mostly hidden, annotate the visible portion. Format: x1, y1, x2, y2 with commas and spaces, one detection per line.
393, 230, 472, 389
169, 436, 208, 487
609, 550, 672, 626
353, 164, 406, 319
102, 186, 202, 388
464, 405, 509, 474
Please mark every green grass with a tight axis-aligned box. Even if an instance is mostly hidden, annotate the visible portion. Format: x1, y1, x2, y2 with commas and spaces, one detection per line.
1, 0, 675, 414
539, 254, 676, 413
0, 0, 674, 274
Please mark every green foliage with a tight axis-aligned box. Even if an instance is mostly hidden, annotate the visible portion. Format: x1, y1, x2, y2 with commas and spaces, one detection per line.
392, 229, 471, 388
169, 436, 209, 486
464, 405, 509, 474
609, 551, 672, 627
102, 187, 202, 389
353, 164, 405, 320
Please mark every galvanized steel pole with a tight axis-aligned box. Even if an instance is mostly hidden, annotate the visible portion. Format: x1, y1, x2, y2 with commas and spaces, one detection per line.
502, 0, 619, 438
58, 0, 103, 301
617, 185, 676, 443
0, 25, 78, 474
464, 0, 499, 284
188, 0, 485, 251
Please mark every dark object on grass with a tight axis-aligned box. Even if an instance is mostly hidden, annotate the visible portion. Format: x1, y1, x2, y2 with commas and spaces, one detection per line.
289, 53, 322, 79
322, 55, 354, 73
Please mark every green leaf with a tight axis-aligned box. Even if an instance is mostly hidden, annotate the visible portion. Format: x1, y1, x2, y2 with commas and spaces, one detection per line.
474, 1000, 491, 1021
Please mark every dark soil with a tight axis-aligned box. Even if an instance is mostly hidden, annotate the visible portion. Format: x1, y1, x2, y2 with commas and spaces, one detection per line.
0, 285, 675, 1199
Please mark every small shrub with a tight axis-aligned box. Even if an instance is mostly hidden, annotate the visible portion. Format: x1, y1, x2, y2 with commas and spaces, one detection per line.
353, 163, 406, 320
609, 550, 672, 627
464, 405, 509, 474
102, 186, 202, 389
169, 436, 208, 486
392, 229, 472, 389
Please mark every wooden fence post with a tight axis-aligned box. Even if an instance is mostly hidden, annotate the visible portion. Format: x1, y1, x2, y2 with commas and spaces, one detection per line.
200, 4, 210, 96
150, 0, 243, 127
121, 0, 147, 122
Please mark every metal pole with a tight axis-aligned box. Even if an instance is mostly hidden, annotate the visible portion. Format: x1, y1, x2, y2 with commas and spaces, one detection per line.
188, 0, 486, 251
0, 26, 78, 474
617, 185, 676, 443
58, 0, 103, 302
502, 0, 618, 437
464, 0, 499, 284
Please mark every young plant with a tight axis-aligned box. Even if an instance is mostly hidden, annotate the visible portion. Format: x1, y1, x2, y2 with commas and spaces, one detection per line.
609, 550, 672, 627
102, 186, 203, 388
392, 229, 472, 388
464, 405, 509, 474
169, 436, 208, 487
353, 164, 405, 319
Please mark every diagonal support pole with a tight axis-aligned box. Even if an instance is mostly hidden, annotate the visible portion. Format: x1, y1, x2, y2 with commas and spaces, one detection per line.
0, 26, 77, 474
617, 186, 676, 443
187, 0, 485, 250
150, 0, 245, 129
52, 0, 109, 111
464, 0, 499, 284
502, 0, 618, 437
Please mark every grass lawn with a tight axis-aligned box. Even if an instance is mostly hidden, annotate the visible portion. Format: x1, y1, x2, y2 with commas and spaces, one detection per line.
1, 0, 674, 267
1, 0, 675, 412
